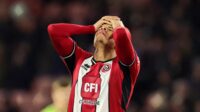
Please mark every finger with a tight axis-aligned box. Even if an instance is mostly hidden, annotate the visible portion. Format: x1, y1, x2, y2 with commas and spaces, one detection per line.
110, 19, 123, 24
110, 16, 120, 20
105, 25, 113, 31
107, 27, 113, 31
99, 23, 113, 29
101, 18, 112, 23
101, 20, 112, 26
102, 15, 120, 19
102, 16, 120, 21
98, 23, 113, 31
96, 19, 111, 27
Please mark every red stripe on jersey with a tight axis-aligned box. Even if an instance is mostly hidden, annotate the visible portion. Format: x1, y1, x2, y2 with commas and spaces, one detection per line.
81, 104, 96, 112
67, 49, 92, 112
109, 59, 124, 112
81, 63, 103, 112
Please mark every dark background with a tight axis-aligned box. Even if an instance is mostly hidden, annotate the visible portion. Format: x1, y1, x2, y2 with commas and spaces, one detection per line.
0, 0, 200, 111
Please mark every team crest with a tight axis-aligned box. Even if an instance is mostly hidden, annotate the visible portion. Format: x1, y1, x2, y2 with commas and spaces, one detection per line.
101, 64, 111, 73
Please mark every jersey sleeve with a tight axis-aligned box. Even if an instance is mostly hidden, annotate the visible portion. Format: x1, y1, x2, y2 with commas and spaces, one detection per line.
113, 27, 140, 109
113, 27, 137, 66
47, 23, 95, 74
113, 27, 140, 82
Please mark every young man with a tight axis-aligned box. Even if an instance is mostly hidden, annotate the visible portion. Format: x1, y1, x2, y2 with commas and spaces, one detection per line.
47, 16, 140, 112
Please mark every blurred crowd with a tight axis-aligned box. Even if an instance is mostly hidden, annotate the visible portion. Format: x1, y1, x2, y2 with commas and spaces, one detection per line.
0, 0, 199, 112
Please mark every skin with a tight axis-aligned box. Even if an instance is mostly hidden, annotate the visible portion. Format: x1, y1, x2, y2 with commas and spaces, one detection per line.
93, 16, 124, 62
52, 85, 70, 112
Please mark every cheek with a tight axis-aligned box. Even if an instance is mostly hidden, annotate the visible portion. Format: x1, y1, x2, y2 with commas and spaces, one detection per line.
93, 35, 104, 46
107, 32, 113, 39
93, 36, 98, 46
94, 36, 97, 43
108, 39, 115, 47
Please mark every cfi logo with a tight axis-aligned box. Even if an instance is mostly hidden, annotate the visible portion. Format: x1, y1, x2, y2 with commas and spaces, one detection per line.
101, 64, 111, 73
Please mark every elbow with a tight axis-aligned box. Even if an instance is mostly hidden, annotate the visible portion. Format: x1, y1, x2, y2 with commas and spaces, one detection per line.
114, 27, 127, 35
47, 24, 60, 38
47, 24, 55, 34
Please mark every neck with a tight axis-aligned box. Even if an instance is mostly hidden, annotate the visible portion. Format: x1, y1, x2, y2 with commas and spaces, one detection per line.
94, 46, 116, 62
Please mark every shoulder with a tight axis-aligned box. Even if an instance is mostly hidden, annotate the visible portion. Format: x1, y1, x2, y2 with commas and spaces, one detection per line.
116, 55, 140, 72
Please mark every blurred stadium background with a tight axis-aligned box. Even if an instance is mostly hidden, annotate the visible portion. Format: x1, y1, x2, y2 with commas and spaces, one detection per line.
0, 0, 200, 112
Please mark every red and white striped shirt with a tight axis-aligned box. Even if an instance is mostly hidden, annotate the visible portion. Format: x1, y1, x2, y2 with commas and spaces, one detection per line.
48, 23, 140, 112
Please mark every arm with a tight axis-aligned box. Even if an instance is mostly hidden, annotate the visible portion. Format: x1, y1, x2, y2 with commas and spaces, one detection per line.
113, 26, 140, 110
99, 17, 137, 66
113, 27, 136, 66
47, 23, 95, 57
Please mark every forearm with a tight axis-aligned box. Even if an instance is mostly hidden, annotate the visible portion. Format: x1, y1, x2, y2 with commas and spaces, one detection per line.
113, 27, 136, 66
47, 23, 95, 57
48, 23, 95, 37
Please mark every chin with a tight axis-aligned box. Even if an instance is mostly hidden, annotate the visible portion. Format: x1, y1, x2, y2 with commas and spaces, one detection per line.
95, 34, 106, 41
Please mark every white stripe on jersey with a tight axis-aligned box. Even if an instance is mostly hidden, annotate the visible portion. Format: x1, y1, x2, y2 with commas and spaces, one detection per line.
96, 61, 112, 112
73, 56, 112, 112
73, 57, 92, 112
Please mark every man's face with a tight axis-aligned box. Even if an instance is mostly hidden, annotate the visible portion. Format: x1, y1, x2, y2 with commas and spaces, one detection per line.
94, 24, 115, 48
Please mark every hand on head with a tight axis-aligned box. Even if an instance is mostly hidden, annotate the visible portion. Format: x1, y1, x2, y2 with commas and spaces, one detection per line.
93, 16, 125, 47
94, 16, 124, 32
